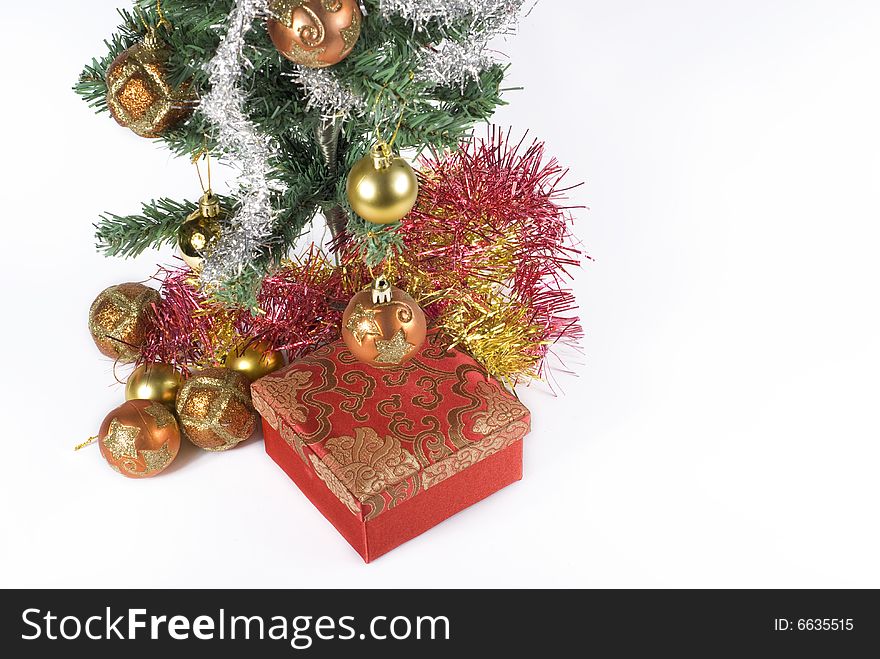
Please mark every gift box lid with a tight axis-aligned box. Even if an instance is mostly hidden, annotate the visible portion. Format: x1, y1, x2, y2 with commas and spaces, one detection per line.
251, 337, 531, 522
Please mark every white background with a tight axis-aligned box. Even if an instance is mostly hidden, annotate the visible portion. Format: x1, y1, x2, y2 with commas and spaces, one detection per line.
1, 0, 879, 588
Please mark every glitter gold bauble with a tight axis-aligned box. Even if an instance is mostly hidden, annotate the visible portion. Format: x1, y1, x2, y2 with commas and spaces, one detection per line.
88, 283, 160, 362
105, 34, 194, 138
347, 143, 419, 224
342, 276, 427, 367
223, 342, 286, 382
267, 0, 362, 68
178, 192, 224, 271
125, 363, 183, 407
98, 400, 181, 478
176, 368, 258, 452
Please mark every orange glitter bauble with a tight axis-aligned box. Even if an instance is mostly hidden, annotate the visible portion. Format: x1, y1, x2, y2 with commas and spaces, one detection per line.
88, 283, 160, 363
267, 0, 362, 68
341, 277, 427, 368
98, 400, 181, 478
176, 369, 258, 452
105, 35, 194, 138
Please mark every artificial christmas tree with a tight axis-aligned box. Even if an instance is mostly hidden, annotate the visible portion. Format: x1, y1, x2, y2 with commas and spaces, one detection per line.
77, 0, 583, 558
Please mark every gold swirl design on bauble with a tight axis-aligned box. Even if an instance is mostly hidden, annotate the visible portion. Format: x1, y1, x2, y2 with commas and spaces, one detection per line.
268, 0, 362, 68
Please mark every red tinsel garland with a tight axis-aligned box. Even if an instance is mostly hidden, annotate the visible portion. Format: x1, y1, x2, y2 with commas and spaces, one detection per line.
378, 127, 585, 383
142, 129, 585, 384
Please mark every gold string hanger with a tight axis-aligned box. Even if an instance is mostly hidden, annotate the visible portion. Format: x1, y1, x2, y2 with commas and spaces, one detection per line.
155, 0, 172, 31
136, 1, 172, 41
193, 148, 213, 196
371, 80, 410, 150
74, 436, 98, 451
189, 143, 222, 221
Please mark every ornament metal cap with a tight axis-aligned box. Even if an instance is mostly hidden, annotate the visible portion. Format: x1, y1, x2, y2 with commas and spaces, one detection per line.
372, 275, 393, 304
370, 142, 395, 170
142, 32, 162, 50
199, 192, 221, 219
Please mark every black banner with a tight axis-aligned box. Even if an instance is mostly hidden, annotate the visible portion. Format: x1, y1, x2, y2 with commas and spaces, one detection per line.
0, 589, 876, 655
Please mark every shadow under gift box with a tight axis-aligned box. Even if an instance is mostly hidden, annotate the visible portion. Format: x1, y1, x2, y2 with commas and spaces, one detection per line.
251, 336, 531, 563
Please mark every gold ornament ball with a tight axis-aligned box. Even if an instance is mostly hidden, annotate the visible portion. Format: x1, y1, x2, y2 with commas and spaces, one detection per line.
125, 363, 183, 407
347, 143, 419, 225
342, 277, 427, 368
267, 0, 362, 68
224, 342, 286, 382
105, 34, 194, 138
98, 400, 181, 478
176, 368, 258, 452
88, 283, 160, 362
178, 193, 224, 271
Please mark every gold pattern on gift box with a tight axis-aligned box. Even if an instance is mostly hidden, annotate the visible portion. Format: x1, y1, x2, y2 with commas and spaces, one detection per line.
309, 454, 361, 516
470, 380, 529, 436
319, 427, 421, 501
253, 369, 312, 434
421, 420, 529, 491
281, 425, 309, 463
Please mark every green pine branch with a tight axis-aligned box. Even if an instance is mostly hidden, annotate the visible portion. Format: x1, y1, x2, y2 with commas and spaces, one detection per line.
96, 197, 204, 258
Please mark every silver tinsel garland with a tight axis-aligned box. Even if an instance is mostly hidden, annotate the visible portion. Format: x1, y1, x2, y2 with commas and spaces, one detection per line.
198, 0, 282, 290
286, 0, 527, 117
286, 65, 367, 121
384, 0, 527, 88
415, 38, 495, 88
380, 0, 523, 30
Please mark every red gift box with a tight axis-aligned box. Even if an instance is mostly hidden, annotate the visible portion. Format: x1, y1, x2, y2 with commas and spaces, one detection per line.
251, 336, 530, 562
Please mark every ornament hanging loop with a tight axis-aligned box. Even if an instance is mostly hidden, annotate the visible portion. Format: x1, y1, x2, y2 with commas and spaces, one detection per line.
193, 145, 213, 195
371, 85, 407, 151
192, 147, 220, 218
155, 0, 172, 32
136, 1, 172, 48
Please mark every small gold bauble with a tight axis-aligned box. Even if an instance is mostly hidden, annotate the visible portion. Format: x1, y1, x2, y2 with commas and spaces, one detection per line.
224, 342, 286, 382
105, 34, 194, 138
267, 0, 362, 68
346, 143, 419, 225
178, 193, 223, 271
176, 368, 258, 452
88, 283, 160, 362
125, 363, 183, 407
